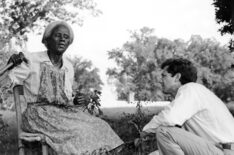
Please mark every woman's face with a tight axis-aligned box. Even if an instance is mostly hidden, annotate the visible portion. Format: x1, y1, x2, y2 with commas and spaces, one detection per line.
47, 25, 70, 55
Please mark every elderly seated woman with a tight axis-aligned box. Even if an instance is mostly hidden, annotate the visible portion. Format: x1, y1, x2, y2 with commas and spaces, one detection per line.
0, 21, 123, 154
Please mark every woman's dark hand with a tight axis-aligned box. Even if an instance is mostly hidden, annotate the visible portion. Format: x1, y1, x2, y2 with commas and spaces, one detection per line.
73, 92, 87, 106
7, 52, 27, 70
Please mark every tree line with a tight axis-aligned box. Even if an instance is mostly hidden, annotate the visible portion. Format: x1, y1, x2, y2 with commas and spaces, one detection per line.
1, 0, 234, 108
106, 27, 234, 103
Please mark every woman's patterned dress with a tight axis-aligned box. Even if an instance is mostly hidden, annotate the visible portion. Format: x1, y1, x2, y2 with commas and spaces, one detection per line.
22, 63, 123, 155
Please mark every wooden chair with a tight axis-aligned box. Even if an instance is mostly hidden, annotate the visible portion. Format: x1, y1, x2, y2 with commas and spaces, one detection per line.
13, 85, 48, 155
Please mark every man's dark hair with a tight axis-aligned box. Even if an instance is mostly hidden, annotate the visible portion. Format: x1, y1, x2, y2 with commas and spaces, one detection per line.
161, 58, 197, 84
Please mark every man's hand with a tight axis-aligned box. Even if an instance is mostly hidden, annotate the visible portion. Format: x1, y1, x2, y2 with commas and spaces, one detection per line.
140, 131, 153, 139
134, 138, 141, 147
134, 131, 155, 147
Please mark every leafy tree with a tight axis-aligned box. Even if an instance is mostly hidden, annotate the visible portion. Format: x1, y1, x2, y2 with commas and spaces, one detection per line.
72, 57, 103, 94
213, 0, 234, 35
0, 0, 102, 110
154, 35, 234, 101
184, 36, 231, 89
0, 0, 101, 65
0, 0, 101, 74
72, 57, 103, 115
107, 27, 163, 101
0, 0, 101, 43
107, 27, 234, 103
213, 0, 234, 50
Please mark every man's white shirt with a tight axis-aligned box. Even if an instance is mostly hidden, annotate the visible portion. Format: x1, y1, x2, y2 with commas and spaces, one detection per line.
143, 82, 234, 143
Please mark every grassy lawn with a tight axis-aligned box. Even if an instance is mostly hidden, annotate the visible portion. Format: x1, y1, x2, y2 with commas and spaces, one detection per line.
0, 105, 164, 154
1, 104, 233, 154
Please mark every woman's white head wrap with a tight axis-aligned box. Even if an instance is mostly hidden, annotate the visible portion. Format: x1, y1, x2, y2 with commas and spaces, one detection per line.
42, 21, 74, 47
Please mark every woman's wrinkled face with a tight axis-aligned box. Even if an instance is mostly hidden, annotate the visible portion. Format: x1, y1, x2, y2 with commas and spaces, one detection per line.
47, 25, 70, 55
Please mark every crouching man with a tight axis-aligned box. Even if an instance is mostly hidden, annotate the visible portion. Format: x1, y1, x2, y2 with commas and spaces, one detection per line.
141, 58, 234, 155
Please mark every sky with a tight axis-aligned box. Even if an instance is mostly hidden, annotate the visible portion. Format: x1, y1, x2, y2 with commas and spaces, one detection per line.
26, 0, 232, 107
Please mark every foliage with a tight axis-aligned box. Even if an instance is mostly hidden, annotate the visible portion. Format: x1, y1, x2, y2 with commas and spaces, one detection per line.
213, 0, 234, 50
0, 0, 102, 110
214, 82, 234, 102
184, 36, 232, 90
0, 0, 101, 43
73, 89, 103, 115
0, 82, 14, 110
0, 0, 101, 66
0, 114, 17, 154
0, 0, 101, 59
103, 112, 152, 141
181, 36, 234, 102
213, 0, 233, 35
72, 56, 103, 93
72, 56, 103, 115
103, 107, 157, 155
227, 102, 234, 116
0, 0, 102, 92
107, 27, 234, 102
0, 107, 233, 154
107, 27, 163, 101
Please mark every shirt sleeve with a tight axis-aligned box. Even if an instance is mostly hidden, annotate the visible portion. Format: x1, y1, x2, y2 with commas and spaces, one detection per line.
143, 84, 203, 133
8, 61, 31, 86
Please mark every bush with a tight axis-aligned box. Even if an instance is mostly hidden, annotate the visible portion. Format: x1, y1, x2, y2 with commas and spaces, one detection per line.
103, 109, 154, 142
227, 102, 234, 117
102, 109, 157, 155
0, 115, 17, 154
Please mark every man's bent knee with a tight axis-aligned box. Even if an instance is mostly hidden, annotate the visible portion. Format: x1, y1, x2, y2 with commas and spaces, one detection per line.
156, 126, 169, 135
156, 126, 171, 142
156, 126, 180, 145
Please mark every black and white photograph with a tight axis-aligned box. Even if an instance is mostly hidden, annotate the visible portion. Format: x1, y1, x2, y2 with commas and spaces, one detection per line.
0, 0, 234, 154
